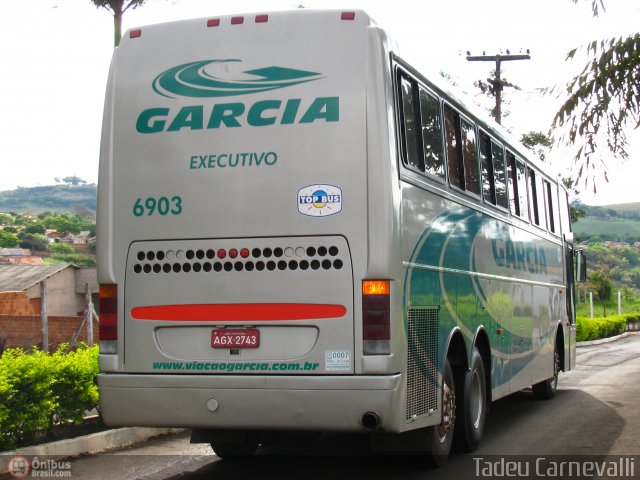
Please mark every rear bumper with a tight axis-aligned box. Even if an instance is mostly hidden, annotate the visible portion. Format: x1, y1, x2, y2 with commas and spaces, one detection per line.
98, 373, 404, 432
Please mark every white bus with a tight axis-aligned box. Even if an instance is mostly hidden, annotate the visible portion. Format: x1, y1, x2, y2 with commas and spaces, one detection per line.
97, 9, 586, 464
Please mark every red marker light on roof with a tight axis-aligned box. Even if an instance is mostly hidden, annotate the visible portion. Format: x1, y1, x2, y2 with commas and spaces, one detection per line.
341, 12, 356, 20
207, 19, 220, 27
231, 16, 244, 25
217, 249, 227, 259
129, 29, 142, 38
255, 14, 268, 23
229, 248, 239, 259
240, 248, 250, 258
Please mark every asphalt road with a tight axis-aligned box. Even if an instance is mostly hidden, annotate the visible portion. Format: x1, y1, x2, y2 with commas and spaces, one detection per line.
67, 333, 640, 479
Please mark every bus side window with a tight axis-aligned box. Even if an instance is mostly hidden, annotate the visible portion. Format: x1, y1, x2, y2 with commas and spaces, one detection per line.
461, 119, 480, 195
399, 75, 424, 172
545, 180, 559, 235
444, 104, 464, 190
535, 173, 547, 230
528, 168, 540, 226
479, 131, 496, 204
559, 189, 572, 236
506, 151, 520, 216
515, 159, 529, 221
527, 168, 548, 230
493, 143, 509, 209
418, 88, 445, 179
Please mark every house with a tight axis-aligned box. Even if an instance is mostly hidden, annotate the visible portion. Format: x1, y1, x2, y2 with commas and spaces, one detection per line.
0, 264, 96, 316
0, 264, 99, 349
0, 248, 43, 266
0, 248, 31, 259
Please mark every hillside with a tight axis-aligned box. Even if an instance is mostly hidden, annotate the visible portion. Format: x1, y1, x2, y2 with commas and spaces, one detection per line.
573, 217, 640, 241
572, 201, 640, 242
597, 202, 640, 213
0, 184, 96, 215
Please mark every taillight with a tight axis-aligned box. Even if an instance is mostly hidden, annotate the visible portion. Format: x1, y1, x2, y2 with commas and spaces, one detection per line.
99, 284, 118, 349
129, 29, 142, 39
362, 280, 390, 355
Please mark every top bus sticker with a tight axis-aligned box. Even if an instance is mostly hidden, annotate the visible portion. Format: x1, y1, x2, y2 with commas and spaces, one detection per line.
297, 184, 342, 217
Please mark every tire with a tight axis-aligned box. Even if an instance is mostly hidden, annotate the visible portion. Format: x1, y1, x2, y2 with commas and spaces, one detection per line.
532, 341, 560, 400
454, 347, 487, 452
427, 359, 456, 467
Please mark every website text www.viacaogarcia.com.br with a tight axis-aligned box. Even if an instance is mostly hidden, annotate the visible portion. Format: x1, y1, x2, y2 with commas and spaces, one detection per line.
152, 361, 321, 372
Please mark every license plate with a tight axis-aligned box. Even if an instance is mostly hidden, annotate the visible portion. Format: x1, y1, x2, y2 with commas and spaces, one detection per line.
211, 328, 260, 349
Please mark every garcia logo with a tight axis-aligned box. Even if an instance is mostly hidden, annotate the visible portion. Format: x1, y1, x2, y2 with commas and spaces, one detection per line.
136, 59, 339, 134
152, 59, 323, 98
298, 184, 342, 217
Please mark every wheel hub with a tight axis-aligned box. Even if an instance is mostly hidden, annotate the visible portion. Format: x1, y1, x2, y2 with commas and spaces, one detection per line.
437, 382, 456, 441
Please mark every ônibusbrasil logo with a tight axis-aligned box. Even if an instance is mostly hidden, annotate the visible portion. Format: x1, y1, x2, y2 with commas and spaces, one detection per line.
136, 59, 339, 134
153, 59, 323, 99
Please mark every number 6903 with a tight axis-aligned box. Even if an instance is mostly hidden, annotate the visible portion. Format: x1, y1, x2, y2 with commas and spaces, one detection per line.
133, 196, 183, 217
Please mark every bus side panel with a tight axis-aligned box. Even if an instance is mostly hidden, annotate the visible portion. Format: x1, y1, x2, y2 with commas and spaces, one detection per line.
401, 183, 567, 413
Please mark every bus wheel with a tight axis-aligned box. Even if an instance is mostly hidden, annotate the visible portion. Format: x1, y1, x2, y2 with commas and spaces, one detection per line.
454, 347, 487, 452
533, 342, 560, 400
211, 437, 259, 459
428, 359, 456, 467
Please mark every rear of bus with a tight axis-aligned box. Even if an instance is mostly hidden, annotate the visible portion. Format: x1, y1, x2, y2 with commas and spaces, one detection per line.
97, 10, 406, 438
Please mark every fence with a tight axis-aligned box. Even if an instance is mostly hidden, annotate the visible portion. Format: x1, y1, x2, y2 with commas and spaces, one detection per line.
0, 315, 98, 351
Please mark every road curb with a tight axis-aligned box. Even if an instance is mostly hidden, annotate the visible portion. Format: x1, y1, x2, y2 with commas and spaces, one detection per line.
576, 330, 640, 347
0, 427, 185, 474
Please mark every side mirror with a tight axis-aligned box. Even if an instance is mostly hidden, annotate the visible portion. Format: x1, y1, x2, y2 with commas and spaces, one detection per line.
576, 250, 587, 283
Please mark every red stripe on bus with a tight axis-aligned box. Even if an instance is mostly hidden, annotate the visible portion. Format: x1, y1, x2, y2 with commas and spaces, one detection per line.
131, 303, 347, 321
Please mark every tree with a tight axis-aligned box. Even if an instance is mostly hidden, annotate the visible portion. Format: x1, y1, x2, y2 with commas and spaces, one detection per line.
520, 131, 554, 163
49, 243, 76, 255
473, 70, 520, 124
61, 176, 87, 186
0, 213, 14, 226
41, 213, 93, 235
549, 0, 639, 191
587, 270, 614, 316
0, 230, 20, 248
19, 234, 49, 252
91, 0, 149, 47
24, 224, 46, 235
561, 177, 586, 224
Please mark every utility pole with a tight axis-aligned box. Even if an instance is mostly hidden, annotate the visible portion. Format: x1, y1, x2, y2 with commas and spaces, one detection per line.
466, 52, 531, 125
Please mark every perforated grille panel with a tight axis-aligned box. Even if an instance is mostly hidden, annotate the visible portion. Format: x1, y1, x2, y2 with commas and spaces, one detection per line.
406, 307, 439, 421
131, 243, 344, 275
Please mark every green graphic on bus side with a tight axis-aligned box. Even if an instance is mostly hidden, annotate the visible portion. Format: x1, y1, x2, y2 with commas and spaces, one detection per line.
152, 60, 323, 99
404, 206, 563, 387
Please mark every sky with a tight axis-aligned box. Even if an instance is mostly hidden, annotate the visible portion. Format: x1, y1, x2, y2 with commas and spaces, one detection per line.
0, 0, 638, 205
